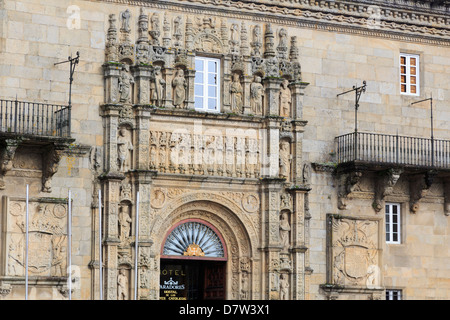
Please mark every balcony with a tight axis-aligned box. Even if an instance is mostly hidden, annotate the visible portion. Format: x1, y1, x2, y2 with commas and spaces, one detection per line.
0, 98, 71, 139
0, 98, 74, 192
334, 131, 450, 213
335, 131, 450, 170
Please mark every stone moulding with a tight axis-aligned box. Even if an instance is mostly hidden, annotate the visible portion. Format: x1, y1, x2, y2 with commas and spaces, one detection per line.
100, 0, 450, 46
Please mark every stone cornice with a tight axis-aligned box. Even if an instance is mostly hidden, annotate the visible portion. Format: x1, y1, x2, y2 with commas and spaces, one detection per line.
98, 0, 450, 46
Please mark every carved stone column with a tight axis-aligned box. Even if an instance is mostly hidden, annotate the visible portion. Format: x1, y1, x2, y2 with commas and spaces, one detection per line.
263, 119, 280, 178
185, 68, 196, 110
290, 186, 310, 300
262, 179, 283, 299
242, 74, 253, 115
100, 173, 123, 300
131, 171, 155, 299
131, 65, 152, 105
133, 104, 152, 170
263, 78, 283, 116
222, 55, 233, 113
289, 81, 309, 120
292, 120, 307, 186
104, 64, 121, 104
163, 67, 174, 108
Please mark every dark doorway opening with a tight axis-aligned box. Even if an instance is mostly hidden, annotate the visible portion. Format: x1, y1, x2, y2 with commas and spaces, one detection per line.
160, 259, 226, 300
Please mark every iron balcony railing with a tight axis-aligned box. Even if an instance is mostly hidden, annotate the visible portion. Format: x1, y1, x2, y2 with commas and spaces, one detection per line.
335, 131, 450, 169
0, 98, 71, 138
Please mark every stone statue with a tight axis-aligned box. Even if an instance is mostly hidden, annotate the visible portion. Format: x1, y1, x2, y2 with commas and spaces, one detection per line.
251, 25, 262, 56
172, 69, 186, 108
150, 66, 165, 106
117, 128, 133, 172
279, 79, 291, 117
280, 273, 289, 300
120, 9, 131, 33
119, 205, 132, 244
230, 73, 243, 113
279, 212, 291, 252
117, 269, 129, 300
119, 65, 134, 103
250, 76, 264, 115
279, 140, 291, 180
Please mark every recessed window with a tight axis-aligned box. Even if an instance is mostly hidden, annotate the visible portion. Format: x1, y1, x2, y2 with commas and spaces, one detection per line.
386, 203, 401, 244
386, 289, 402, 300
400, 53, 420, 96
194, 57, 220, 112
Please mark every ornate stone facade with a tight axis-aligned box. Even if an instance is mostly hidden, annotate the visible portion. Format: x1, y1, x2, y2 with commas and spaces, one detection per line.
0, 0, 448, 301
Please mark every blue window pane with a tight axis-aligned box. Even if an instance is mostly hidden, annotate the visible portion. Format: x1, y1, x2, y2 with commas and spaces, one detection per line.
195, 71, 204, 84
208, 73, 216, 85
208, 61, 217, 73
195, 84, 204, 96
195, 59, 204, 72
195, 97, 204, 109
208, 98, 217, 110
208, 86, 216, 98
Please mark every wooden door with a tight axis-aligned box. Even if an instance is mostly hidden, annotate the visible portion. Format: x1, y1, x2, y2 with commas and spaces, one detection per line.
203, 262, 226, 300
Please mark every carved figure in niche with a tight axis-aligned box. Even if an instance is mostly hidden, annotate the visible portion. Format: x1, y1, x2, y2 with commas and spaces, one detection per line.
251, 25, 262, 56
279, 273, 289, 300
250, 76, 264, 115
279, 140, 291, 180
241, 272, 249, 300
280, 212, 291, 253
150, 13, 161, 45
230, 73, 243, 114
172, 69, 186, 108
119, 65, 134, 104
150, 66, 165, 106
120, 183, 132, 201
117, 128, 133, 172
150, 145, 157, 170
117, 269, 129, 300
119, 205, 132, 244
279, 79, 291, 117
51, 236, 67, 276
120, 9, 131, 33
230, 24, 239, 54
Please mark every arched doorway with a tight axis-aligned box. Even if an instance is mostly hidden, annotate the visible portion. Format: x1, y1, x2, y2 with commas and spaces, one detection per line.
160, 219, 227, 300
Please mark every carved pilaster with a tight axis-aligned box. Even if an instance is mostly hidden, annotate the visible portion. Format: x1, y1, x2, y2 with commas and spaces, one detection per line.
289, 82, 309, 120
264, 78, 283, 116
131, 65, 152, 105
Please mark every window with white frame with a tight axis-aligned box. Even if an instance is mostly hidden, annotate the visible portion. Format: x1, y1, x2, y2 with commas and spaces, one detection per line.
386, 289, 402, 300
400, 53, 420, 96
385, 203, 401, 244
194, 57, 220, 112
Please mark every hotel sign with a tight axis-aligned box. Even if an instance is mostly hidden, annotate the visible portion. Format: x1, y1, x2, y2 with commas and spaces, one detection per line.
160, 265, 187, 300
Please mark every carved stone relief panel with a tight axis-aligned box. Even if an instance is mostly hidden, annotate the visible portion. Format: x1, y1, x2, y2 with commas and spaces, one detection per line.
148, 128, 261, 178
327, 214, 382, 289
3, 197, 68, 277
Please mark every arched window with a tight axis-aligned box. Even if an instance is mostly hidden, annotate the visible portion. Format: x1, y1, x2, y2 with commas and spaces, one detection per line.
162, 220, 226, 259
